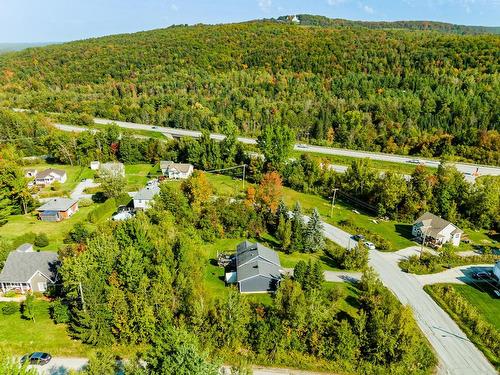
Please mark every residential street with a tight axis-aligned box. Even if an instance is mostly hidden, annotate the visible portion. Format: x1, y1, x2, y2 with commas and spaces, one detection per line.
320, 224, 497, 375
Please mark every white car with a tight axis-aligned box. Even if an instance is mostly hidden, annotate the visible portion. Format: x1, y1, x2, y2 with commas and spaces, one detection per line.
296, 144, 308, 149
363, 241, 376, 250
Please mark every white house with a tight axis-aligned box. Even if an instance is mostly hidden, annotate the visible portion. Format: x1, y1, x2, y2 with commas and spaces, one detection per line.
160, 161, 193, 179
412, 212, 463, 247
34, 168, 67, 186
133, 184, 160, 210
99, 162, 125, 177
25, 169, 38, 178
90, 161, 100, 170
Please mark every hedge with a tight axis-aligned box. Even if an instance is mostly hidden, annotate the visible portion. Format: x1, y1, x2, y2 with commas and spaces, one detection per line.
87, 198, 116, 223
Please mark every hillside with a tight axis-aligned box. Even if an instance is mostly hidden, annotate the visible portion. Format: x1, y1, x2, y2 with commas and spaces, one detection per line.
0, 21, 499, 164
277, 14, 500, 35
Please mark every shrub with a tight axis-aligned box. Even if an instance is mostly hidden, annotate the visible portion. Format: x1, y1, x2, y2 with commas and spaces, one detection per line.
88, 198, 116, 223
324, 241, 368, 270
3, 290, 17, 298
65, 223, 92, 244
79, 198, 93, 207
1, 302, 19, 315
50, 300, 70, 324
34, 233, 49, 248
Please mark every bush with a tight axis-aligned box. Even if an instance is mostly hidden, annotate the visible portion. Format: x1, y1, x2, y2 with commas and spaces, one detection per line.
34, 233, 49, 248
3, 290, 17, 298
79, 198, 93, 207
65, 223, 92, 244
50, 300, 70, 324
88, 198, 116, 223
400, 251, 500, 274
324, 241, 368, 270
336, 220, 393, 251
1, 302, 19, 315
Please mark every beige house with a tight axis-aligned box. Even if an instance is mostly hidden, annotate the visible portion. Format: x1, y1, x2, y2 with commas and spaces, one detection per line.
412, 212, 463, 247
0, 244, 59, 293
160, 161, 193, 179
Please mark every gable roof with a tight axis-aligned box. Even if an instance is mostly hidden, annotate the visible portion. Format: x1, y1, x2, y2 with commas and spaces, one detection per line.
237, 259, 282, 282
36, 168, 66, 179
236, 241, 281, 268
160, 161, 193, 174
38, 198, 78, 212
414, 212, 463, 236
134, 185, 160, 201
0, 251, 59, 283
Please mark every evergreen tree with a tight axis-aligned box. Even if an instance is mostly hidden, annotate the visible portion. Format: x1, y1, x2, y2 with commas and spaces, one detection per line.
293, 260, 307, 286
289, 202, 305, 253
304, 208, 325, 253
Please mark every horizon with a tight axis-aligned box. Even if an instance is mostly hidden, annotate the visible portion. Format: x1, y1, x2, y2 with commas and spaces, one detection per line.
1, 0, 499, 44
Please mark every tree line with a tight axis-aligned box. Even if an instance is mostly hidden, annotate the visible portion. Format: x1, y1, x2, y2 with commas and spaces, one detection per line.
0, 20, 498, 164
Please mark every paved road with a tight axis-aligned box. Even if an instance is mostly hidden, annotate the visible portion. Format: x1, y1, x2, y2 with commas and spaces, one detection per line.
29, 357, 87, 374
415, 264, 495, 286
54, 118, 500, 181
321, 225, 496, 374
70, 179, 99, 200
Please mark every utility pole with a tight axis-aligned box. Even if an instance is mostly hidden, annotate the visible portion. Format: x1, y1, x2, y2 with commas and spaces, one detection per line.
330, 188, 339, 218
242, 164, 246, 190
78, 282, 86, 311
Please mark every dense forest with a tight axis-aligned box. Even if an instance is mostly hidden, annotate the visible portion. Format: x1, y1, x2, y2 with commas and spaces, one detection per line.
277, 14, 500, 35
0, 21, 499, 164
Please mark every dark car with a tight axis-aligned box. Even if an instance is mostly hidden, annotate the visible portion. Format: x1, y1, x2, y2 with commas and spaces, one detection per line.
352, 234, 365, 241
21, 352, 52, 366
472, 271, 492, 280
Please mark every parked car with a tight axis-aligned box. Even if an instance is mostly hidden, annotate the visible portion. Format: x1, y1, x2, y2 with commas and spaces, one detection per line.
352, 234, 365, 241
363, 241, 376, 250
21, 352, 52, 366
471, 271, 492, 280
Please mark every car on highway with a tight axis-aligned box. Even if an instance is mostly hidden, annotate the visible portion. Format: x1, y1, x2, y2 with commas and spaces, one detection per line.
296, 144, 308, 149
21, 352, 52, 366
363, 241, 376, 250
471, 271, 493, 280
352, 234, 365, 241
407, 159, 423, 164
152, 126, 157, 129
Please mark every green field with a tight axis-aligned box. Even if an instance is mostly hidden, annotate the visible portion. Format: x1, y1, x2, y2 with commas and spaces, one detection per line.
205, 173, 415, 250
125, 163, 160, 191
0, 301, 89, 357
0, 205, 98, 251
452, 284, 500, 330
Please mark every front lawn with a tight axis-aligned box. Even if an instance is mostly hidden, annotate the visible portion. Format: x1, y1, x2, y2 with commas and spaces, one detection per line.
0, 300, 89, 357
452, 284, 500, 330
125, 163, 159, 191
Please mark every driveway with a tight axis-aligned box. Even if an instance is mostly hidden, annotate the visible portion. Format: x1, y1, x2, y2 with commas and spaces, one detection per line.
415, 264, 495, 286
70, 179, 99, 200
320, 222, 496, 375
29, 357, 87, 374
284, 268, 361, 283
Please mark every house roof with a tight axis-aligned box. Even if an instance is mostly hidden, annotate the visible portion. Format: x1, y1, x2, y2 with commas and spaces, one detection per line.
0, 251, 59, 283
160, 161, 193, 173
134, 185, 160, 201
38, 198, 78, 212
237, 259, 282, 282
236, 241, 281, 268
17, 243, 34, 253
36, 168, 66, 179
414, 212, 463, 236
101, 162, 124, 169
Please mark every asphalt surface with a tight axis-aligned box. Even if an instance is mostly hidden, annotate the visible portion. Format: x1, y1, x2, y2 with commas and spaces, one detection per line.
70, 179, 99, 200
55, 119, 500, 181
320, 223, 496, 375
415, 264, 495, 286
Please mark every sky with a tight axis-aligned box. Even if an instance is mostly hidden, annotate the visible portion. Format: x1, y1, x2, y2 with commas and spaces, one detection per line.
0, 0, 499, 43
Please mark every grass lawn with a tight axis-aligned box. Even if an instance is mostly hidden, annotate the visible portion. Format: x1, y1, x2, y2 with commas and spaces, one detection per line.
125, 163, 159, 191
205, 173, 415, 250
452, 284, 500, 331
0, 300, 89, 357
0, 205, 98, 251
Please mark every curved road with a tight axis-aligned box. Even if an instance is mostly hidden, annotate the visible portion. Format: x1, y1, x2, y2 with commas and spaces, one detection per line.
320, 224, 496, 375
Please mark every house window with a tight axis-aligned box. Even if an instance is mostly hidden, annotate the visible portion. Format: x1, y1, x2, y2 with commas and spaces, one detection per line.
37, 282, 47, 292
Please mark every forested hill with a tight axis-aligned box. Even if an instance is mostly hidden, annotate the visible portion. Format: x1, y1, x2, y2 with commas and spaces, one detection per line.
0, 21, 499, 164
277, 14, 500, 35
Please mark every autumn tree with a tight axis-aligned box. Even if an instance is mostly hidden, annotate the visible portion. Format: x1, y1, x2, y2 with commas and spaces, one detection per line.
255, 171, 283, 214
181, 171, 213, 212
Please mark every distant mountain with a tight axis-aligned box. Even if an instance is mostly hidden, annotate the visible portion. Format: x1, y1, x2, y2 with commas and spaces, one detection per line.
0, 42, 55, 54
277, 14, 500, 35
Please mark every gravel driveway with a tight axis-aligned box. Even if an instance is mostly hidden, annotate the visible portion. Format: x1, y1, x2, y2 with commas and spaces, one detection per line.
70, 179, 99, 200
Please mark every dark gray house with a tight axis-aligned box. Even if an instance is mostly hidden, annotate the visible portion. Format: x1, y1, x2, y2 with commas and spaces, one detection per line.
0, 244, 59, 293
227, 241, 283, 293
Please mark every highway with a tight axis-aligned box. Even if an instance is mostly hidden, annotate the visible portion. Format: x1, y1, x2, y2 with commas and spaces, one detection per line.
86, 118, 500, 180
